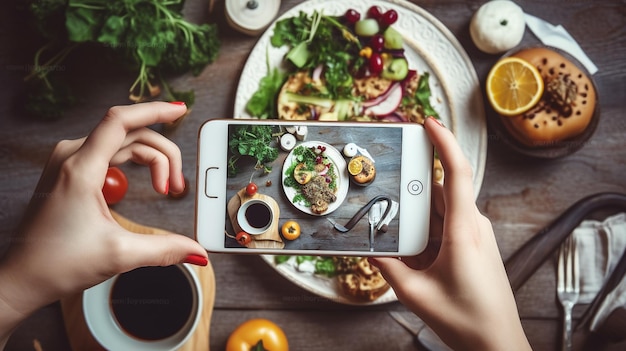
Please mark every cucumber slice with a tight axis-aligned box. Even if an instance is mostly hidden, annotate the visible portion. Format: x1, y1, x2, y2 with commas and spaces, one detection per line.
354, 19, 380, 37
381, 57, 409, 81
383, 26, 404, 50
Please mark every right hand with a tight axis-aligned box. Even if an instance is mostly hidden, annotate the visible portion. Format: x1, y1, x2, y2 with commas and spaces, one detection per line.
371, 117, 531, 351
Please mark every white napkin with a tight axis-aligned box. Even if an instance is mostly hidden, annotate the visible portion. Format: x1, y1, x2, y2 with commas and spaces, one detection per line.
572, 213, 626, 331
524, 13, 598, 75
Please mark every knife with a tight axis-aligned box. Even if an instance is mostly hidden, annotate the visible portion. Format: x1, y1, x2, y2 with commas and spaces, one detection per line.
388, 311, 452, 351
523, 13, 598, 74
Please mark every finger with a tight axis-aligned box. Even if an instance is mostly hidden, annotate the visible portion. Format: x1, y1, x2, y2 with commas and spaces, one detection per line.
76, 102, 187, 170
424, 118, 476, 221
110, 128, 184, 193
115, 230, 207, 271
431, 182, 445, 218
111, 144, 172, 194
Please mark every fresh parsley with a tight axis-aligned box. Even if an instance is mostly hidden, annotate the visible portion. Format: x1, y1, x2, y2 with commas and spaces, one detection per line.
23, 0, 220, 119
228, 125, 280, 177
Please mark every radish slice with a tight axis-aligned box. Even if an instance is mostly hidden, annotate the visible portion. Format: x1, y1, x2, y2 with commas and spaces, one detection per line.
381, 112, 408, 122
312, 65, 323, 81
362, 82, 399, 108
364, 83, 403, 117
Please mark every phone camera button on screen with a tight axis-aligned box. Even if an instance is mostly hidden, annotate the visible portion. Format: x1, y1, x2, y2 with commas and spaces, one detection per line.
407, 180, 423, 195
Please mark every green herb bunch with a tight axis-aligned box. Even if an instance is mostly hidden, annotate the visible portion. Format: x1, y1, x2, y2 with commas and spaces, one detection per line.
228, 125, 280, 177
270, 11, 362, 100
23, 0, 220, 119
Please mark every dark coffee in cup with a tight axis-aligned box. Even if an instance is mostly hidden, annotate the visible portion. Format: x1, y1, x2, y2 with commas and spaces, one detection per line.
110, 265, 193, 340
245, 202, 272, 228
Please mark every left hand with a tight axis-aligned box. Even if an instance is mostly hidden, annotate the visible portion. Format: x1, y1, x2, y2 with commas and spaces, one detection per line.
0, 102, 207, 341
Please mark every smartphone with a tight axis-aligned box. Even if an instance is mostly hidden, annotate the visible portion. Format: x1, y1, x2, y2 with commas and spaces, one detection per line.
195, 119, 432, 256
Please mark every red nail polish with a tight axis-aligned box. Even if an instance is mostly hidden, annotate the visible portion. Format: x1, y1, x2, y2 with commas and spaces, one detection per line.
184, 254, 208, 266
169, 101, 186, 106
164, 179, 170, 195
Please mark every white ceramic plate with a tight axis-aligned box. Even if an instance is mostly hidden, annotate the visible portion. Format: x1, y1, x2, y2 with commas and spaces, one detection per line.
260, 255, 398, 305
281, 141, 349, 216
235, 0, 487, 305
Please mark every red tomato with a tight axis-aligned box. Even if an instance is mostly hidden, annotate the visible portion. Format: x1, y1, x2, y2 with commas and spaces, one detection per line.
102, 167, 128, 205
236, 231, 252, 246
246, 182, 258, 196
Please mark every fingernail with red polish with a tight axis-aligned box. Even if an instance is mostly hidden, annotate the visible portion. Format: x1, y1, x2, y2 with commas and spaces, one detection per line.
164, 179, 170, 195
169, 101, 186, 106
184, 254, 208, 266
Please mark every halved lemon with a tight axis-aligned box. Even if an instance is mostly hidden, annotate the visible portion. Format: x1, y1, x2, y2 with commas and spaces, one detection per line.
486, 57, 544, 116
347, 158, 363, 175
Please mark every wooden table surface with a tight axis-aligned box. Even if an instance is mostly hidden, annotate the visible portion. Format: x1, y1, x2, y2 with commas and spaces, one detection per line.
1, 0, 625, 350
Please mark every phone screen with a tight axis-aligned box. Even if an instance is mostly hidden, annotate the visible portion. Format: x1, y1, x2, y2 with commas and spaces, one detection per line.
224, 122, 404, 253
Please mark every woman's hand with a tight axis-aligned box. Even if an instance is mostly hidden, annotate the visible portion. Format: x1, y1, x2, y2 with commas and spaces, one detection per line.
371, 118, 531, 351
0, 102, 208, 346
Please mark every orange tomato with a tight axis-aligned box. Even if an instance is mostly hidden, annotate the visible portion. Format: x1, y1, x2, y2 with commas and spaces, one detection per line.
226, 318, 288, 351
281, 221, 301, 240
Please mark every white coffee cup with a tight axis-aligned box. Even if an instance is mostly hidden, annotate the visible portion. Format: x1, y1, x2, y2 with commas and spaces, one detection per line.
237, 199, 274, 235
83, 263, 202, 351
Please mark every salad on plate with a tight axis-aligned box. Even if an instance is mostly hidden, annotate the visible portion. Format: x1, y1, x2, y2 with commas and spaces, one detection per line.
245, 5, 440, 124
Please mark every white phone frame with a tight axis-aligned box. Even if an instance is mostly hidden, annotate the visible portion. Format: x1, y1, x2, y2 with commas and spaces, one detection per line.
195, 119, 432, 256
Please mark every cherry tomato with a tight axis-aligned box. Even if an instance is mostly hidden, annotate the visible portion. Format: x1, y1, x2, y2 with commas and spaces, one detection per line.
367, 5, 383, 19
381, 9, 399, 26
369, 34, 385, 52
344, 8, 360, 24
369, 53, 383, 75
235, 231, 251, 246
226, 319, 288, 351
102, 167, 128, 205
246, 182, 258, 196
281, 221, 301, 240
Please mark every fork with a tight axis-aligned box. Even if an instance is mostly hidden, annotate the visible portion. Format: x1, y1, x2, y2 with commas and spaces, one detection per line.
557, 236, 580, 351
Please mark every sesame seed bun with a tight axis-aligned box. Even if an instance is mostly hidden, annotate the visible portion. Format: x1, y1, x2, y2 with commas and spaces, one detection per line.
500, 47, 597, 147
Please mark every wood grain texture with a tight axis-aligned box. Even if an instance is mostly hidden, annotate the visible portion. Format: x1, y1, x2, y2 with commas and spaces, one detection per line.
59, 211, 216, 351
1, 1, 625, 350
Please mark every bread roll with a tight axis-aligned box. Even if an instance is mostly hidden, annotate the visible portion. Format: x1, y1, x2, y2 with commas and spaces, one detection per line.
500, 47, 597, 147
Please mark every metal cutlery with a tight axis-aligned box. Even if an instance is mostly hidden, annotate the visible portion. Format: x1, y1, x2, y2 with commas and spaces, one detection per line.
557, 236, 580, 351
368, 202, 382, 251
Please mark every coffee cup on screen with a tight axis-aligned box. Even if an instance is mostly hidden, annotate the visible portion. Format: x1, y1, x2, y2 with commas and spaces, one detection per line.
83, 264, 202, 351
237, 199, 274, 235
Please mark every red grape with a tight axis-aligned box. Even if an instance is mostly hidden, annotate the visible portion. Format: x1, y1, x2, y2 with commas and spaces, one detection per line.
369, 53, 383, 75
367, 6, 383, 19
369, 34, 384, 52
344, 9, 361, 24
381, 10, 399, 26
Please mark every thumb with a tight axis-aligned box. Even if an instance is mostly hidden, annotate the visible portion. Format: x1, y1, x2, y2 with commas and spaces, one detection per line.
116, 230, 208, 271
370, 257, 434, 314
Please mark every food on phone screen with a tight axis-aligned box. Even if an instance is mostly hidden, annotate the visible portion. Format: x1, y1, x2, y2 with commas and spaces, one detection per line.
235, 231, 252, 246
102, 167, 128, 205
349, 156, 376, 186
246, 182, 258, 196
496, 47, 597, 147
283, 144, 338, 214
281, 221, 301, 240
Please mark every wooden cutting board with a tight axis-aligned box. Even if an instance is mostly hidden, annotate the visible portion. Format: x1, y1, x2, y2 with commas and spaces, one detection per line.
227, 188, 284, 249
60, 210, 215, 351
